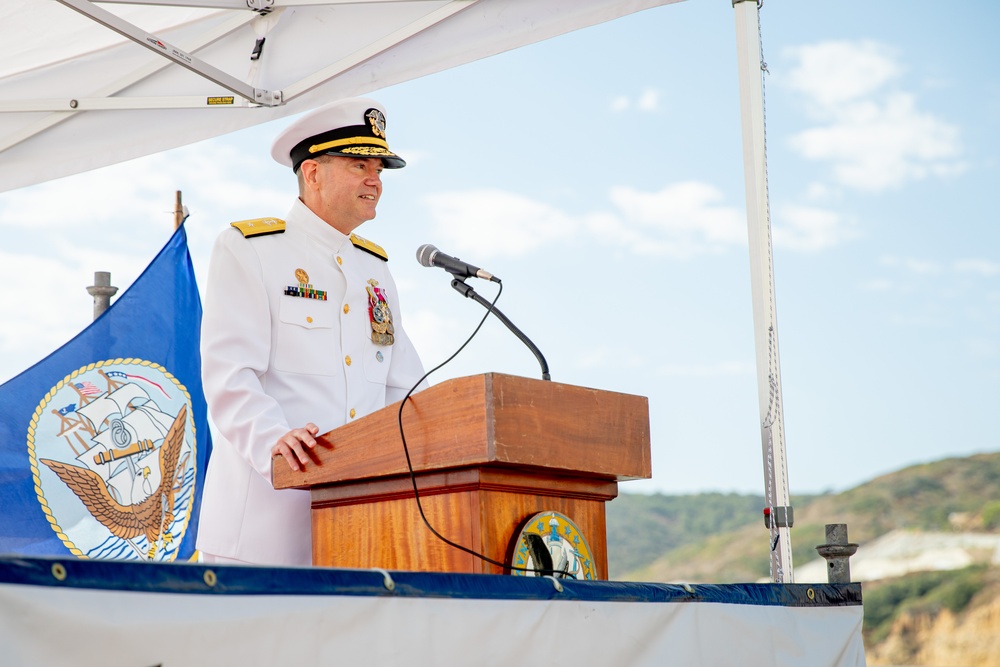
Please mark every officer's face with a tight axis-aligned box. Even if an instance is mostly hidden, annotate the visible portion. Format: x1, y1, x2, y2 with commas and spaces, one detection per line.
306, 156, 383, 233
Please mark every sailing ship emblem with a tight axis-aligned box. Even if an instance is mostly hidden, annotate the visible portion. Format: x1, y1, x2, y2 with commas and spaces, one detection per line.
509, 511, 597, 580
28, 360, 198, 561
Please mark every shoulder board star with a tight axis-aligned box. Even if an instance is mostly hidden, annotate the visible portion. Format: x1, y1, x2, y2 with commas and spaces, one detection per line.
231, 217, 286, 238
350, 233, 388, 261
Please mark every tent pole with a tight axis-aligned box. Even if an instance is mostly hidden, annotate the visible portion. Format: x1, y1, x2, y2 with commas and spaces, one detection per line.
732, 0, 794, 584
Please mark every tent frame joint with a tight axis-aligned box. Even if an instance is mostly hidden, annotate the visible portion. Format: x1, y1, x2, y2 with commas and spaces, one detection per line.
246, 0, 275, 14
54, 0, 282, 107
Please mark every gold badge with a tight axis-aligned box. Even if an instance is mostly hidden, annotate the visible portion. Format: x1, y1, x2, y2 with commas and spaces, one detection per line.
295, 268, 309, 284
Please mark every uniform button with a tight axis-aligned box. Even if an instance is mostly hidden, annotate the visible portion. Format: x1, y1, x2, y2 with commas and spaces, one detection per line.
306, 316, 313, 323
345, 355, 352, 366
343, 304, 350, 314
349, 408, 356, 419
336, 256, 343, 265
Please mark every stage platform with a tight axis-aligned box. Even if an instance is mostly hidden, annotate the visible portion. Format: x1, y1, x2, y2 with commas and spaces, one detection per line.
0, 556, 865, 666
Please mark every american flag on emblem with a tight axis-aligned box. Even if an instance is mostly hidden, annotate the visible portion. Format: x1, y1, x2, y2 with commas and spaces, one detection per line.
74, 381, 101, 396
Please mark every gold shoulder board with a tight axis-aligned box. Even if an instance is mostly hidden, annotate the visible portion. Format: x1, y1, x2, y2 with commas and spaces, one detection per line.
350, 233, 388, 261
230, 218, 286, 238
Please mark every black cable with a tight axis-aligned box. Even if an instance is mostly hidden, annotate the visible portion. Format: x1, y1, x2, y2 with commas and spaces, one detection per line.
395, 280, 568, 577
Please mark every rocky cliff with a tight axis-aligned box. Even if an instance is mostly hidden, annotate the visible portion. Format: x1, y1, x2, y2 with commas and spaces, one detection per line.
867, 582, 1000, 666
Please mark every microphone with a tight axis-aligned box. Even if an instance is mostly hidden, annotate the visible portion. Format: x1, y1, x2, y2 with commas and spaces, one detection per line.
416, 244, 500, 283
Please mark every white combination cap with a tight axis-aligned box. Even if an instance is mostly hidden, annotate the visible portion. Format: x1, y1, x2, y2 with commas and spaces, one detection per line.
270, 97, 405, 171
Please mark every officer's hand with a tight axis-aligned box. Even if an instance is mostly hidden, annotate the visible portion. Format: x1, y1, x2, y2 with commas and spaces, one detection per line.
271, 423, 323, 472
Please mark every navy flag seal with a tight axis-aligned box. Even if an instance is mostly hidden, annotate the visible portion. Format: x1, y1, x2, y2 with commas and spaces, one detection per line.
28, 360, 200, 561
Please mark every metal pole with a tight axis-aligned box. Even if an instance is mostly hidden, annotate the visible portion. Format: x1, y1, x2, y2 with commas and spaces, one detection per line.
732, 0, 794, 583
86, 271, 118, 320
817, 524, 859, 584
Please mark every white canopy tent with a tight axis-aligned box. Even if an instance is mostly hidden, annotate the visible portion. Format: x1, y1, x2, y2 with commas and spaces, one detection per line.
0, 0, 793, 582
0, 0, 681, 193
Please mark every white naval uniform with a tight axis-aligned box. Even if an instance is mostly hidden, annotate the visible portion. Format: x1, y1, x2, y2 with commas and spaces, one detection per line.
196, 199, 426, 566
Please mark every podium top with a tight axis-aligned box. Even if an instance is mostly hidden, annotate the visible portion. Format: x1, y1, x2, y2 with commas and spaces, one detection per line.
272, 373, 651, 490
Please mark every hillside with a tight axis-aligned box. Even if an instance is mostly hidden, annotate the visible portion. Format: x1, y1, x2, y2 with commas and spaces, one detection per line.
608, 451, 1000, 582
605, 451, 1000, 665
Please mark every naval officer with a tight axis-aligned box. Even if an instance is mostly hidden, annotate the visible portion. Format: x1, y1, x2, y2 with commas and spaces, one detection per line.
197, 98, 427, 566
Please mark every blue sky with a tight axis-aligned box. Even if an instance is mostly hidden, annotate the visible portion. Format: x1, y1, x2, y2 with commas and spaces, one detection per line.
0, 0, 997, 497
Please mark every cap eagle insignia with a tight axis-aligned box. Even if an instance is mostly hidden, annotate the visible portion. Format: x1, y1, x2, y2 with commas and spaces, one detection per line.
366, 108, 386, 139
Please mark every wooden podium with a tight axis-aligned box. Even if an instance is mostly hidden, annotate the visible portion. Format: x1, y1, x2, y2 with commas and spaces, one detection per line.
272, 373, 650, 578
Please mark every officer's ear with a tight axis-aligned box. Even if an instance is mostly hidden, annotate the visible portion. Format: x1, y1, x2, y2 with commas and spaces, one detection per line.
298, 159, 321, 191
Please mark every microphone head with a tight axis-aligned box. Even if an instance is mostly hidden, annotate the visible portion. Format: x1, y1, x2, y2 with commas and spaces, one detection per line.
416, 244, 438, 268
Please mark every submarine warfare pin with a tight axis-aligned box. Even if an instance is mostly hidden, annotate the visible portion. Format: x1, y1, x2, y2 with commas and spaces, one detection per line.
366, 279, 394, 346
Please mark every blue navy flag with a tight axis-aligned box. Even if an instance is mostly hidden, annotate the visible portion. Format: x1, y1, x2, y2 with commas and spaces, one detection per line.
0, 225, 211, 561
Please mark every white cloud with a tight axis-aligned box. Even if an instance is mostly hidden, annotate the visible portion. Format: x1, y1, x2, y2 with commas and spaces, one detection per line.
610, 88, 661, 113
425, 181, 858, 259
0, 143, 288, 233
637, 88, 661, 112
790, 93, 962, 191
605, 181, 746, 257
772, 204, 857, 251
803, 182, 835, 202
390, 147, 429, 167
0, 163, 174, 231
868, 254, 1000, 321
0, 250, 86, 359
399, 308, 466, 371
611, 95, 630, 112
422, 189, 576, 259
424, 181, 748, 261
783, 40, 963, 192
784, 40, 900, 108
954, 259, 1000, 277
880, 255, 944, 275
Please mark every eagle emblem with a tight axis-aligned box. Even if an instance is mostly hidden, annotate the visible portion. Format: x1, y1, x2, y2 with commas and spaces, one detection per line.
366, 108, 386, 139
40, 404, 187, 560
29, 362, 198, 561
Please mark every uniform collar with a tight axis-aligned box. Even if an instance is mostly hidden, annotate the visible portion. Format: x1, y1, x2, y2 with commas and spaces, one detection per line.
286, 198, 354, 255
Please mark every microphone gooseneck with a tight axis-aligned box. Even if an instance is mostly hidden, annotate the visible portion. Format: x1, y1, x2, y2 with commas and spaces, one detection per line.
449, 279, 550, 382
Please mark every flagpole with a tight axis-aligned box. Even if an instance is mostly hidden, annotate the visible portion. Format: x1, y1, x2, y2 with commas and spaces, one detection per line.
174, 190, 184, 230
733, 0, 794, 583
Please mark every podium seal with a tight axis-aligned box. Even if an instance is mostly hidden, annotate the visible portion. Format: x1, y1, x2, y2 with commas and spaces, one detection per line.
509, 511, 597, 580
